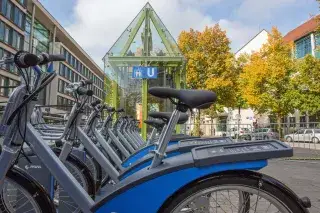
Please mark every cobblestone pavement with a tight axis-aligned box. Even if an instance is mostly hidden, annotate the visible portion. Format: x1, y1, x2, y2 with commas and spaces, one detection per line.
261, 148, 320, 213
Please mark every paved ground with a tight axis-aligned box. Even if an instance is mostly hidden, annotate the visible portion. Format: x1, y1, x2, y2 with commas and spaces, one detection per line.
261, 148, 320, 213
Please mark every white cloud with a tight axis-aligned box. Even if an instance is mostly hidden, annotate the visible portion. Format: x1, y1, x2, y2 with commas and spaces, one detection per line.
236, 0, 298, 22
65, 0, 258, 68
219, 19, 258, 52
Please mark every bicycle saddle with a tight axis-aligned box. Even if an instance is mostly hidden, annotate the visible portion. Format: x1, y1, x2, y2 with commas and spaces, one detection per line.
148, 87, 216, 109
144, 119, 165, 128
148, 112, 189, 124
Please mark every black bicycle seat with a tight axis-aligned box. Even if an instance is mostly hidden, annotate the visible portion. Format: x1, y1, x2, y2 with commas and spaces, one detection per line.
144, 119, 165, 128
148, 87, 216, 109
148, 112, 189, 124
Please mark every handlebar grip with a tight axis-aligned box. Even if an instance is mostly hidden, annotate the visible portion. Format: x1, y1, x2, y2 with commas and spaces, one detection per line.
14, 51, 39, 68
48, 54, 65, 62
76, 87, 93, 96
80, 79, 93, 86
91, 100, 101, 107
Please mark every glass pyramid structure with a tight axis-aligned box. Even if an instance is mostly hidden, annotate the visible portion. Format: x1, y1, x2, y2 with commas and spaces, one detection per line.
103, 2, 184, 59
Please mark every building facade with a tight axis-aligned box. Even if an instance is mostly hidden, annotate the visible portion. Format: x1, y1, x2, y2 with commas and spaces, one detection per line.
283, 15, 320, 59
283, 15, 320, 124
0, 0, 105, 112
235, 29, 269, 58
0, 0, 27, 103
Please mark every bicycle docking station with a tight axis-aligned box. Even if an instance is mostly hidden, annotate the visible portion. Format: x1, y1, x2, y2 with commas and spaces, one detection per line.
192, 140, 293, 167
120, 137, 233, 179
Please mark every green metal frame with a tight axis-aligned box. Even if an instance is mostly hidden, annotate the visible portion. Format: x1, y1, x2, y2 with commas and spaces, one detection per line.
120, 12, 146, 56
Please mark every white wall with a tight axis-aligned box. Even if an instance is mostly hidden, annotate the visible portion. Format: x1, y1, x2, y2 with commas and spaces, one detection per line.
235, 30, 269, 58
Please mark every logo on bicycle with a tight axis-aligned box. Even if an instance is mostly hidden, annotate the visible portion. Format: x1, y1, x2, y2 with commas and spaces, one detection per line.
24, 165, 42, 170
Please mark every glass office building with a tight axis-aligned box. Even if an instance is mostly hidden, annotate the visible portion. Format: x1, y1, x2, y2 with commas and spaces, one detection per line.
0, 0, 26, 104
0, 0, 105, 117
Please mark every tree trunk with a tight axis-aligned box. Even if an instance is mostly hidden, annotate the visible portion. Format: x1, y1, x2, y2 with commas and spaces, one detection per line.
277, 114, 282, 139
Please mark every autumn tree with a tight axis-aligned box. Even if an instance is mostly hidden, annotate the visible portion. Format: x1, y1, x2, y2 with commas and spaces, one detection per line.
291, 55, 320, 115
239, 27, 295, 136
178, 25, 237, 135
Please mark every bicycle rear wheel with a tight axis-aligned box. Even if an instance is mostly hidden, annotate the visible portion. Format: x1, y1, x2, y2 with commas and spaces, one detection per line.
160, 171, 305, 213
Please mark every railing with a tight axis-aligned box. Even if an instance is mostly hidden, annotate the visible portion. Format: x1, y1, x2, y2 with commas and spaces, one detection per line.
182, 122, 320, 153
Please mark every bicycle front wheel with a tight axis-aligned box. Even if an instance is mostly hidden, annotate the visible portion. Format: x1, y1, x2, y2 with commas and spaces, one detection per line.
0, 167, 55, 213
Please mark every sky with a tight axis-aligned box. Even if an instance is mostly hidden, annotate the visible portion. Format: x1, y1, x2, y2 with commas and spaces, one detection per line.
39, 0, 319, 68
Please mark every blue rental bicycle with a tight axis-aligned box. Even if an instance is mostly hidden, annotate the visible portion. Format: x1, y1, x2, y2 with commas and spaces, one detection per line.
0, 51, 311, 213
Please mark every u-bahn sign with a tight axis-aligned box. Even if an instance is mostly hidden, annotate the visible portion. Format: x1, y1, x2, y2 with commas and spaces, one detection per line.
132, 66, 158, 79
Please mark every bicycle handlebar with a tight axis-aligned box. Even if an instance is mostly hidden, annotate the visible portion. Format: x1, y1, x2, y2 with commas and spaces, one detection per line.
80, 79, 93, 86
76, 87, 93, 96
38, 53, 65, 65
12, 51, 66, 68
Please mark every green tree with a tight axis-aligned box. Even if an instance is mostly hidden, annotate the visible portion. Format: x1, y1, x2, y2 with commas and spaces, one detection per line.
239, 27, 296, 136
291, 55, 320, 115
178, 25, 237, 135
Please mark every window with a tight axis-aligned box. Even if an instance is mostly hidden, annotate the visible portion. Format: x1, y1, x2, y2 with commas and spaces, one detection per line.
315, 34, 320, 59
295, 35, 312, 58
58, 79, 63, 93
5, 1, 12, 19
4, 26, 10, 43
314, 129, 320, 133
17, 34, 23, 50
14, 7, 19, 25
12, 31, 17, 48
305, 129, 313, 134
70, 70, 74, 82
65, 67, 69, 79
0, 21, 4, 41
17, 10, 25, 29
18, 0, 26, 7
59, 63, 64, 76
296, 129, 305, 134
1, 0, 7, 15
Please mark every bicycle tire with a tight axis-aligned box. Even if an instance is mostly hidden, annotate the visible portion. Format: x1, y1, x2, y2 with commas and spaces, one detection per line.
159, 170, 306, 213
55, 149, 96, 198
54, 152, 96, 213
85, 153, 103, 192
0, 166, 55, 213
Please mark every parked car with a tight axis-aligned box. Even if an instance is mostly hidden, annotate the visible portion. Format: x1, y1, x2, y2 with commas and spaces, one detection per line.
244, 128, 279, 140
228, 127, 251, 139
284, 129, 320, 143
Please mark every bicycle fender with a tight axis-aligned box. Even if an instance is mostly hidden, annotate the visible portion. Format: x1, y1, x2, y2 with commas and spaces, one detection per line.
92, 153, 267, 213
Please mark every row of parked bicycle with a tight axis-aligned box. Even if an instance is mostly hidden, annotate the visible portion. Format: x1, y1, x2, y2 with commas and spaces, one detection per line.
0, 51, 312, 212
